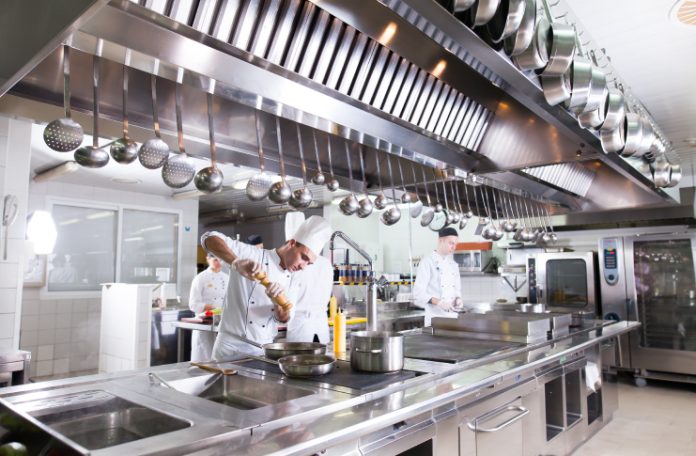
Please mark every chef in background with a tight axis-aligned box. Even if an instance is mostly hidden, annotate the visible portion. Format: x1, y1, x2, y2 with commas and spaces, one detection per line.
188, 252, 229, 361
413, 227, 462, 326
284, 213, 332, 343
202, 215, 333, 360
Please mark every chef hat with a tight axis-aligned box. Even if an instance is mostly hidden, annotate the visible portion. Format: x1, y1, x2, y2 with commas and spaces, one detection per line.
291, 215, 332, 256
438, 227, 458, 238
284, 212, 305, 241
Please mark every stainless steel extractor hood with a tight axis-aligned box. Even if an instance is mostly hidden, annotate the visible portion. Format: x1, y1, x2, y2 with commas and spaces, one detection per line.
0, 0, 682, 221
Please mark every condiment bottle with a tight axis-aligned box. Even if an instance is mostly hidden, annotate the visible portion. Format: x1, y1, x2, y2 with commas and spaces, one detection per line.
333, 309, 346, 355
329, 296, 337, 320
253, 271, 292, 310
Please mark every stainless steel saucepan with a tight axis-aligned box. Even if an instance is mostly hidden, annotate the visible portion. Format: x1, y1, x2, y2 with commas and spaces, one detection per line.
504, 0, 536, 56
536, 0, 575, 76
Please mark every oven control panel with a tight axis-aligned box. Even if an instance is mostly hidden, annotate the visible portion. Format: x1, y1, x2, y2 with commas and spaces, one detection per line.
527, 257, 537, 303
601, 238, 619, 285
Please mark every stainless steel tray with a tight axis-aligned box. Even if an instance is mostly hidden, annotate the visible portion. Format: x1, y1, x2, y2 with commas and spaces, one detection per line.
432, 313, 552, 338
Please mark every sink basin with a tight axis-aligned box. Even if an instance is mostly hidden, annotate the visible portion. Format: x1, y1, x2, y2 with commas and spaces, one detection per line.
169, 374, 314, 410
16, 390, 190, 450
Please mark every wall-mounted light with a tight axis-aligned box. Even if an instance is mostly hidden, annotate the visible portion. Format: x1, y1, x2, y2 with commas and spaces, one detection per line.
33, 161, 79, 183
26, 210, 57, 255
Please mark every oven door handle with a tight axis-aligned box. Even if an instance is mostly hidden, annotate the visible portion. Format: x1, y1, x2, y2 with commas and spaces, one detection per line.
466, 405, 529, 433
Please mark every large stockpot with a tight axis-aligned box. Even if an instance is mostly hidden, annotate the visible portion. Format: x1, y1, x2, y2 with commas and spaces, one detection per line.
350, 331, 404, 373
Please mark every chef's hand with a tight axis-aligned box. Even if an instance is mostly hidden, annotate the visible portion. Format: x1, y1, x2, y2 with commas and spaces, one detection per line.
453, 297, 463, 309
231, 258, 262, 280
436, 298, 455, 312
265, 282, 285, 298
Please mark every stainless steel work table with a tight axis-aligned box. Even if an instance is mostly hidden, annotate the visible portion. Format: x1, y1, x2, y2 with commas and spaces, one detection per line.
0, 321, 639, 455
172, 320, 219, 362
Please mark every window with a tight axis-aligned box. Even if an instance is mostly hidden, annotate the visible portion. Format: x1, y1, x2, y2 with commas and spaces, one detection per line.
48, 205, 117, 292
46, 201, 180, 295
120, 209, 179, 284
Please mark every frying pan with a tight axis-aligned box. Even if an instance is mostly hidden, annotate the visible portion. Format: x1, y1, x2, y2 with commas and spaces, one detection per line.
235, 334, 326, 360
248, 354, 335, 377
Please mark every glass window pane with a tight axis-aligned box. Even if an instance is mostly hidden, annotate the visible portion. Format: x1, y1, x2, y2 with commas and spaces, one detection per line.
120, 210, 179, 284
546, 259, 588, 308
48, 205, 117, 292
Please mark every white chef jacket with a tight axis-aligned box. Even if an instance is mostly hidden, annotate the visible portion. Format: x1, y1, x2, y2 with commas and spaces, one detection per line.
201, 231, 299, 360
413, 251, 462, 326
188, 267, 229, 362
286, 255, 332, 343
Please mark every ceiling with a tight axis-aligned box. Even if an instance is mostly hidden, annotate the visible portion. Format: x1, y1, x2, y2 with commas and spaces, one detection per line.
14, 0, 696, 221
566, 0, 696, 184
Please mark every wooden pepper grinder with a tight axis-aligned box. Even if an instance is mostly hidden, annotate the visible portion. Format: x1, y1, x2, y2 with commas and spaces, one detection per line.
253, 271, 293, 310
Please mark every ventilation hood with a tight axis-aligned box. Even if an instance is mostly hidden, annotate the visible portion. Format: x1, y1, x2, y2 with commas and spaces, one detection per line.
0, 0, 680, 220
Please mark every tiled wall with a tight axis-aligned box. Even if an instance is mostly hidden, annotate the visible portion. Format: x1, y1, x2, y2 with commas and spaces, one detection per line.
0, 117, 32, 350
19, 288, 100, 377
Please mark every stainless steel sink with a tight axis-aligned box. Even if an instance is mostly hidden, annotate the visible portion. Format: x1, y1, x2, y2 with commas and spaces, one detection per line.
169, 374, 314, 410
16, 390, 190, 450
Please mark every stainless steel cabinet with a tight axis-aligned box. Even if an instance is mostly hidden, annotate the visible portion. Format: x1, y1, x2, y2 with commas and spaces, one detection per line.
458, 379, 537, 456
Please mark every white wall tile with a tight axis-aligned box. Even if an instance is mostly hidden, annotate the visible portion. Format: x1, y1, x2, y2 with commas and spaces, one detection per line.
37, 329, 55, 345
37, 344, 54, 361
56, 300, 72, 314
0, 288, 17, 313
20, 314, 38, 331
0, 264, 19, 288
54, 343, 70, 359
72, 300, 88, 314
53, 358, 69, 375
20, 330, 37, 347
0, 313, 14, 335
38, 313, 56, 330
36, 360, 53, 377
39, 299, 57, 315
0, 338, 13, 349
54, 313, 71, 329
55, 328, 71, 344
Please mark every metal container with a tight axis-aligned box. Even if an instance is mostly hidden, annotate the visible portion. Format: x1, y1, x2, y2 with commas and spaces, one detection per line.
350, 331, 404, 372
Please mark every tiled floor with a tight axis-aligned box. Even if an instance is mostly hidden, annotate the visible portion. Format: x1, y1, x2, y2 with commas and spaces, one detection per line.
573, 375, 696, 456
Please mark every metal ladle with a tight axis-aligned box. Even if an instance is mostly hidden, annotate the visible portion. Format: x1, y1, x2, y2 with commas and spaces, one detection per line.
512, 195, 529, 241
490, 188, 505, 241
110, 55, 139, 164
44, 45, 84, 152
428, 170, 447, 230
397, 158, 412, 204
310, 131, 325, 185
74, 53, 109, 168
458, 181, 472, 230
408, 162, 423, 218
161, 73, 196, 188
481, 187, 497, 240
521, 197, 536, 242
325, 136, 340, 192
472, 182, 487, 236
356, 146, 373, 218
138, 72, 170, 169
268, 117, 292, 204
419, 167, 435, 227
500, 190, 515, 232
338, 142, 359, 215
373, 153, 388, 210
449, 181, 461, 225
543, 205, 558, 242
289, 124, 313, 208
194, 91, 224, 194
505, 191, 519, 231
246, 111, 273, 201
380, 154, 401, 226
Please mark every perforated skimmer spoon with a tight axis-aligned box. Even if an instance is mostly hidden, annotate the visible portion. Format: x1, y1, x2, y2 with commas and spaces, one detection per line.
161, 72, 196, 188
246, 111, 273, 201
138, 71, 170, 169
44, 45, 84, 152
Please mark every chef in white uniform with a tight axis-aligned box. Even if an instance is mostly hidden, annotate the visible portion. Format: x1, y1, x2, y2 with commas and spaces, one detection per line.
202, 216, 333, 360
188, 253, 229, 361
413, 227, 462, 326
284, 213, 332, 344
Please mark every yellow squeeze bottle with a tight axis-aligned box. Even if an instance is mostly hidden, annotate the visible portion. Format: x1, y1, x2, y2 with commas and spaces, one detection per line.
329, 296, 337, 320
333, 309, 346, 355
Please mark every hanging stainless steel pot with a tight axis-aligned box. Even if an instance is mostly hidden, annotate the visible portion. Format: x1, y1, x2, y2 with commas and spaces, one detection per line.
599, 89, 626, 132
513, 16, 550, 70
488, 0, 526, 43
536, 0, 575, 76
504, 0, 536, 56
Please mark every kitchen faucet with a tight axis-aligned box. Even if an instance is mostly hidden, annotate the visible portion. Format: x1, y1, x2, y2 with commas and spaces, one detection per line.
330, 231, 378, 331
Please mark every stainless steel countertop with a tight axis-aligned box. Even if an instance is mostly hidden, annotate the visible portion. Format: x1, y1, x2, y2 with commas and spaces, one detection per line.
0, 321, 639, 455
